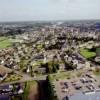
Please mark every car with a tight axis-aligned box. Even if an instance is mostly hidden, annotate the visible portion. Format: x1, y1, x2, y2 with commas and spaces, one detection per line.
88, 79, 93, 83
86, 85, 94, 90
86, 74, 92, 78
62, 90, 66, 93
64, 82, 68, 88
63, 96, 69, 100
62, 89, 68, 92
75, 85, 82, 90
80, 78, 88, 83
72, 82, 76, 86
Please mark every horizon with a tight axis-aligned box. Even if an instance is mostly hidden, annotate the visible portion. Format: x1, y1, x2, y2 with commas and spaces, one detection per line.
0, 19, 100, 24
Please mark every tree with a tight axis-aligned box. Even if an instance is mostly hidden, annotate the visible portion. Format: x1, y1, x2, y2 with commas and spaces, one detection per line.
46, 75, 58, 100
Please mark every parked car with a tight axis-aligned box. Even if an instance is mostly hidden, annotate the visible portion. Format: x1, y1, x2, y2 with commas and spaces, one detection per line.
64, 82, 68, 88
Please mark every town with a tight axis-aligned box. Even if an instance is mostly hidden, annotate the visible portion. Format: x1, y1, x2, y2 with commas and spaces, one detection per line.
0, 20, 100, 100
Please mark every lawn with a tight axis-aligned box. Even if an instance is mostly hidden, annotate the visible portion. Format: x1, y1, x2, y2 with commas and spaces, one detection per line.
3, 74, 22, 82
0, 36, 13, 49
52, 71, 72, 80
93, 70, 100, 76
80, 49, 96, 59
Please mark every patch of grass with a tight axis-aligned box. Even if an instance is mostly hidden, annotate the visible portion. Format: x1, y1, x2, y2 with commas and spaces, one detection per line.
19, 59, 29, 70
36, 44, 43, 50
3, 74, 22, 82
93, 71, 100, 76
76, 71, 83, 77
52, 71, 71, 80
80, 48, 96, 59
33, 60, 43, 66
0, 36, 13, 49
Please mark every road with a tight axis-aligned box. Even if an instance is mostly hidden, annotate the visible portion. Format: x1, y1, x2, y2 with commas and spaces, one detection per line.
0, 70, 47, 86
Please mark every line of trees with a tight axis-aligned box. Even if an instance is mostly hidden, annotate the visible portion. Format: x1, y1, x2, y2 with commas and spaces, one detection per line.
46, 75, 58, 100
46, 61, 59, 73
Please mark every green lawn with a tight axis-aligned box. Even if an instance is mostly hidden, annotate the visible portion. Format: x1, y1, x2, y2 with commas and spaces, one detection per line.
80, 49, 96, 59
0, 37, 13, 49
52, 71, 72, 80
3, 74, 22, 82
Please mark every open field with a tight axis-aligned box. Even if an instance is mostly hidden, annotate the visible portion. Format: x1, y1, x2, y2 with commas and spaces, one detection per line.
51, 71, 76, 80
0, 36, 13, 49
80, 49, 96, 59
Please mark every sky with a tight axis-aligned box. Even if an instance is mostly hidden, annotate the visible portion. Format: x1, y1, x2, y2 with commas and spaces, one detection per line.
0, 0, 100, 22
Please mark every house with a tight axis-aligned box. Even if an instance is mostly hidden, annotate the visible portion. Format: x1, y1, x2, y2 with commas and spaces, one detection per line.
73, 59, 78, 65
77, 63, 85, 69
0, 73, 7, 81
95, 56, 100, 62
68, 57, 72, 62
85, 61, 90, 68
0, 65, 12, 81
17, 87, 24, 94
0, 85, 13, 92
36, 67, 46, 74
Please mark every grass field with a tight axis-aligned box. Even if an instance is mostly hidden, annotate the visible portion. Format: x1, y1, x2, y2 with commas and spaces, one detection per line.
52, 71, 72, 80
0, 36, 13, 49
80, 49, 96, 59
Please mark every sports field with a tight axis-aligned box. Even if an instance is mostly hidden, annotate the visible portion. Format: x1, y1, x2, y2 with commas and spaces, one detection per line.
0, 37, 13, 49
80, 49, 96, 59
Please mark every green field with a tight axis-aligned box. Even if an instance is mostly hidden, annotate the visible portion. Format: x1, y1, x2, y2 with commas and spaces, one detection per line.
51, 71, 72, 80
80, 49, 96, 59
0, 37, 13, 49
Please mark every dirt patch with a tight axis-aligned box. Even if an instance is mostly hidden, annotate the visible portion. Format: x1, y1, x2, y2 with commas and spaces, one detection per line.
28, 82, 39, 100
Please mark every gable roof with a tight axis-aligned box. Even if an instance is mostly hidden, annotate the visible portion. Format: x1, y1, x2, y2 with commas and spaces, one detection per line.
0, 65, 12, 75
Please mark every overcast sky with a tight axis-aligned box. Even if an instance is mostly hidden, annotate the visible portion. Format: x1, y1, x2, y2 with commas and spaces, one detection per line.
0, 0, 100, 22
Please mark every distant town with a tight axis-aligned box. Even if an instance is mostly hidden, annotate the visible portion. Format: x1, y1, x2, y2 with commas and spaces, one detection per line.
0, 20, 100, 100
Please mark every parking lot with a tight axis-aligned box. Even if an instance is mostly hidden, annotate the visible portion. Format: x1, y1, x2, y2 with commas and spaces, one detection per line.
52, 73, 100, 100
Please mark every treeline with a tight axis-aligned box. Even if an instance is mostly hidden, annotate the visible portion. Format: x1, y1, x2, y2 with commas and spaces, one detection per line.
46, 75, 58, 100
41, 61, 59, 74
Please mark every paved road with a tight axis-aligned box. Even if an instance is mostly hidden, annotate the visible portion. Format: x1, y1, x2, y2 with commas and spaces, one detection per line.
0, 70, 47, 86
